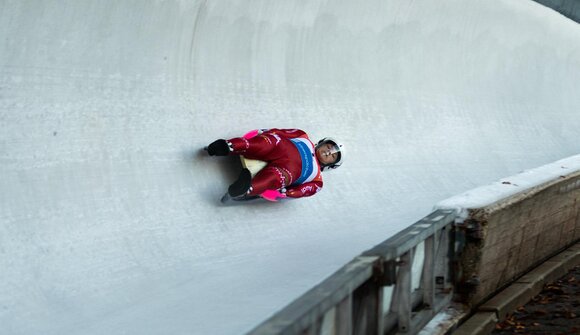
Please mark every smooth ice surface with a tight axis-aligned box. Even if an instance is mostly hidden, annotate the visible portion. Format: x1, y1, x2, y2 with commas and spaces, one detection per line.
1, 1, 580, 334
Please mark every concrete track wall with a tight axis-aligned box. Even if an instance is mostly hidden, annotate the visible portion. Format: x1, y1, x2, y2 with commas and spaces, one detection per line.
438, 156, 580, 307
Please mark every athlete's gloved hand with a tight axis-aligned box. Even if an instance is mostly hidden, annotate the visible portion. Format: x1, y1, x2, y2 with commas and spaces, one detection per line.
260, 189, 287, 202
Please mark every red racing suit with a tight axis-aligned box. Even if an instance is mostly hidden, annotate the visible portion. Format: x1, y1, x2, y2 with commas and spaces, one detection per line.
226, 129, 323, 199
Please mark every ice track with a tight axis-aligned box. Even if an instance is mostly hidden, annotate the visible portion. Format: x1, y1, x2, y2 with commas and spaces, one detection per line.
1, 1, 579, 334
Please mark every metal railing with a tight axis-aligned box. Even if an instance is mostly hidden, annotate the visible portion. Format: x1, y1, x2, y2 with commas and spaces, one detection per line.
247, 209, 457, 335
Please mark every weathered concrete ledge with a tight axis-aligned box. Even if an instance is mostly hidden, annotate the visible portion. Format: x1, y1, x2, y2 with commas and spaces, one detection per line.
436, 154, 580, 307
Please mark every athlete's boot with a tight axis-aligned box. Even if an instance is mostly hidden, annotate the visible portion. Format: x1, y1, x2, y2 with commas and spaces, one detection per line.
205, 139, 231, 156
228, 168, 252, 198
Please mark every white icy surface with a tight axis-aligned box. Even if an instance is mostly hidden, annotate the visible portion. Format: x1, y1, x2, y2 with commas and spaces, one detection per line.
1, 0, 580, 334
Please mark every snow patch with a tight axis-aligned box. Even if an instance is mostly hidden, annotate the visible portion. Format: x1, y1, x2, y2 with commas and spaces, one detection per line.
435, 154, 580, 213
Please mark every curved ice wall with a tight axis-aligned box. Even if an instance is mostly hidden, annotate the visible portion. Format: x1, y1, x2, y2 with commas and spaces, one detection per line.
1, 0, 579, 334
